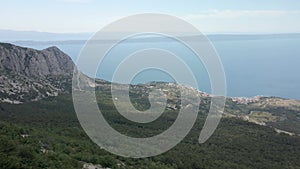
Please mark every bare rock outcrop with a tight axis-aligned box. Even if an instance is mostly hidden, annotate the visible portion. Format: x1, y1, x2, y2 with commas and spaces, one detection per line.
0, 42, 75, 103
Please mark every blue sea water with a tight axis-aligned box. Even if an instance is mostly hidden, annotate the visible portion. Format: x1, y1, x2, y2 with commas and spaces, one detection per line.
15, 37, 300, 100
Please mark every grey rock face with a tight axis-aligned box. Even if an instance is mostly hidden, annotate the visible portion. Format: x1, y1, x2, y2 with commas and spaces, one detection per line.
0, 43, 74, 77
0, 43, 75, 103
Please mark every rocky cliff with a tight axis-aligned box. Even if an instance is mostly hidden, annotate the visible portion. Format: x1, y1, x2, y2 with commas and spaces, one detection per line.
0, 43, 74, 77
0, 43, 75, 103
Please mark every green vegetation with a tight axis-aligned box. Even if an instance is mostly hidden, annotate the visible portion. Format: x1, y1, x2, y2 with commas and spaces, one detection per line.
0, 92, 300, 168
249, 111, 283, 123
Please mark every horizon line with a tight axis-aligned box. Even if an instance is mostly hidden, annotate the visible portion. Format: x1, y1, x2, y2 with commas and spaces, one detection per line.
1, 29, 300, 35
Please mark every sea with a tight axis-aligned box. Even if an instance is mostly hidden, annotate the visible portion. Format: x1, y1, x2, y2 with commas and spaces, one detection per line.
13, 35, 300, 100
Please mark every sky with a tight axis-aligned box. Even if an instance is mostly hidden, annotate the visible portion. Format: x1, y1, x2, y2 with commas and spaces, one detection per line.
1, 0, 300, 33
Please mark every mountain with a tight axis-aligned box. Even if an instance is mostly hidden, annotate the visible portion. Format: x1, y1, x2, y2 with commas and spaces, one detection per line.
0, 29, 92, 42
0, 43, 74, 77
0, 42, 300, 135
0, 42, 300, 168
2, 29, 300, 43
1, 42, 300, 134
0, 42, 75, 103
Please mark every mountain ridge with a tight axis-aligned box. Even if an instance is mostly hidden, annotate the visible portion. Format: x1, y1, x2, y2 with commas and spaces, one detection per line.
0, 42, 74, 77
0, 42, 75, 103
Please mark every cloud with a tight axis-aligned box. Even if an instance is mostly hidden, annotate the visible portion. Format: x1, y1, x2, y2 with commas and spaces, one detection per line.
184, 10, 300, 20
182, 10, 300, 33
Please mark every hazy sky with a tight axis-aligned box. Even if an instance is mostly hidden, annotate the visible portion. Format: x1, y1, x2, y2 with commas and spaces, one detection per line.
1, 0, 300, 33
